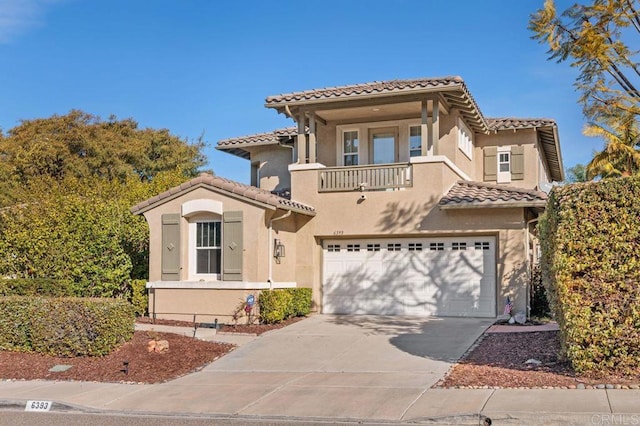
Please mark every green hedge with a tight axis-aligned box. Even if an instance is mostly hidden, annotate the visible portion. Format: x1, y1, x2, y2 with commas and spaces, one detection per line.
0, 296, 135, 356
129, 279, 148, 316
0, 278, 76, 297
539, 177, 640, 374
259, 288, 312, 324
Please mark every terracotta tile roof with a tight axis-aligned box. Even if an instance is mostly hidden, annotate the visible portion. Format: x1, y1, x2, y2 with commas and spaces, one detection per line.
265, 76, 487, 134
216, 127, 299, 159
217, 127, 297, 148
131, 173, 315, 216
487, 117, 557, 131
439, 181, 547, 209
265, 76, 465, 105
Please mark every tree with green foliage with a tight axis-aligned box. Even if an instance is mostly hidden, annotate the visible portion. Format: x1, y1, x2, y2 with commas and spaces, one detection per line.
0, 110, 207, 299
530, 0, 640, 122
585, 112, 640, 178
0, 110, 206, 206
0, 171, 190, 297
565, 163, 588, 182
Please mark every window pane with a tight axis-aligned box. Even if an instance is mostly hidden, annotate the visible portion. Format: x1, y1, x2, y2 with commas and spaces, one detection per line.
197, 248, 221, 274
207, 223, 215, 247
409, 126, 421, 156
215, 222, 221, 246
344, 154, 358, 166
196, 249, 210, 273
499, 163, 510, 172
372, 132, 395, 164
343, 131, 359, 153
196, 223, 203, 247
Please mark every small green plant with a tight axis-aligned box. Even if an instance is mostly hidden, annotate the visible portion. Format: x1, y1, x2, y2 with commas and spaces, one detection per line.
259, 288, 312, 324
129, 279, 148, 316
231, 296, 258, 325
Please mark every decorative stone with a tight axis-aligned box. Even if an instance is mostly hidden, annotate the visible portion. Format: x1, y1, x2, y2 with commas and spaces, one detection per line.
614, 385, 622, 389
576, 384, 585, 389
605, 384, 614, 389
514, 312, 526, 324
154, 340, 169, 353
49, 365, 73, 372
596, 384, 605, 389
629, 384, 640, 390
508, 316, 516, 325
524, 358, 542, 366
586, 385, 593, 389
147, 339, 170, 353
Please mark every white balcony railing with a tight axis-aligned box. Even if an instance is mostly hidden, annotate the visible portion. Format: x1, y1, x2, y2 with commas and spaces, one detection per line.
318, 163, 412, 192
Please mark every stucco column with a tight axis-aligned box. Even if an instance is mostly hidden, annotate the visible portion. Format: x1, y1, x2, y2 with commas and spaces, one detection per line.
297, 110, 307, 163
421, 100, 430, 156
308, 113, 317, 163
431, 98, 439, 156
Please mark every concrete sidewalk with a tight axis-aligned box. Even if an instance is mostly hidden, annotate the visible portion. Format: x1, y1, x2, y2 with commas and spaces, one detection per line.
1, 316, 639, 424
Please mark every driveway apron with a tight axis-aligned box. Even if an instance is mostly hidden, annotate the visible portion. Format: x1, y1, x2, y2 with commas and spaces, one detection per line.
109, 315, 493, 421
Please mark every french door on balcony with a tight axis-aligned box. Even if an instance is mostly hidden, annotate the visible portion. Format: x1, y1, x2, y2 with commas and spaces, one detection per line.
369, 127, 398, 165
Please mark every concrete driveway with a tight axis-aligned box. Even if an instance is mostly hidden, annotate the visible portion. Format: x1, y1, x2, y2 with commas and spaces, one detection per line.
109, 314, 492, 421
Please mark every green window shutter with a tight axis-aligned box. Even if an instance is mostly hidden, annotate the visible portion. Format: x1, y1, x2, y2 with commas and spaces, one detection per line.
223, 211, 243, 281
511, 146, 525, 180
483, 147, 497, 181
161, 213, 181, 281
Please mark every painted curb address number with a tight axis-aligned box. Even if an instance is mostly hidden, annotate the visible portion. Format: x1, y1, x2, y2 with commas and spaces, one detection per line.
25, 400, 52, 412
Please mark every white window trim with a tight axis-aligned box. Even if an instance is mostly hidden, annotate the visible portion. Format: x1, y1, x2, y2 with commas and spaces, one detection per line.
457, 118, 473, 160
497, 146, 511, 183
338, 128, 360, 166
188, 218, 222, 281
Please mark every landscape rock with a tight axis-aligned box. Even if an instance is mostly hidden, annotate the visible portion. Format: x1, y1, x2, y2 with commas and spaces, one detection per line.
524, 358, 542, 366
147, 339, 170, 353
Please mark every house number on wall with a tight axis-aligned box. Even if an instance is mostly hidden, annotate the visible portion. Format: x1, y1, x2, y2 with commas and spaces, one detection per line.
25, 400, 52, 411
333, 231, 344, 235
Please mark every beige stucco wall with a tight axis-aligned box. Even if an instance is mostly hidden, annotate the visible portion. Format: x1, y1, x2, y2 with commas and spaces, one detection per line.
288, 161, 530, 315
142, 186, 299, 284
249, 145, 293, 192
148, 288, 263, 323
475, 129, 541, 189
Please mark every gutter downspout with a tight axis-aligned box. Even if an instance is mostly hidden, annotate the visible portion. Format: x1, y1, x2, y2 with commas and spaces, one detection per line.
525, 217, 539, 319
268, 210, 292, 289
279, 139, 295, 163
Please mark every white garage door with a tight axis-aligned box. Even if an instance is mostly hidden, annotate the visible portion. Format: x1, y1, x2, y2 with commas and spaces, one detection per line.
322, 237, 496, 317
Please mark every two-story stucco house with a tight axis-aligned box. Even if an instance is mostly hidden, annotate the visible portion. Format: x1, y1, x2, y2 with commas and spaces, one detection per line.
131, 76, 563, 322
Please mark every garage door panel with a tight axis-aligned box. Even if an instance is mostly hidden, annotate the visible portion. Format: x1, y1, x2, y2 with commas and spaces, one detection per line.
323, 237, 496, 317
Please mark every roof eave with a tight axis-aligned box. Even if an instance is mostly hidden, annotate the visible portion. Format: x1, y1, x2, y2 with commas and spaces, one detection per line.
214, 145, 251, 160
131, 183, 280, 216
439, 201, 547, 210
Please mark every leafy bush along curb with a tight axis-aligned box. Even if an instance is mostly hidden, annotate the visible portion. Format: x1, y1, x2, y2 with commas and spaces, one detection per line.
259, 288, 312, 324
539, 177, 640, 374
0, 296, 135, 356
0, 278, 76, 297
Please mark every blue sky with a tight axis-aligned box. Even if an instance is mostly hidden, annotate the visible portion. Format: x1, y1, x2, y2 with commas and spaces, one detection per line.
1, 0, 596, 183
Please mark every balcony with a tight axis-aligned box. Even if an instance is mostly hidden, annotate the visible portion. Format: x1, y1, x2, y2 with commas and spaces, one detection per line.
318, 163, 413, 193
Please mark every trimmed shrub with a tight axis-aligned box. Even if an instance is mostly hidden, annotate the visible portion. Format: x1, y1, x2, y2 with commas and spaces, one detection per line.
529, 264, 550, 318
259, 288, 312, 324
539, 177, 640, 374
0, 296, 135, 356
287, 288, 312, 317
0, 278, 75, 297
129, 279, 148, 316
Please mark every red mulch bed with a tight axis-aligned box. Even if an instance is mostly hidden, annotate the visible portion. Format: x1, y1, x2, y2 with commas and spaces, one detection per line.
0, 331, 234, 384
136, 316, 305, 335
439, 330, 640, 388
